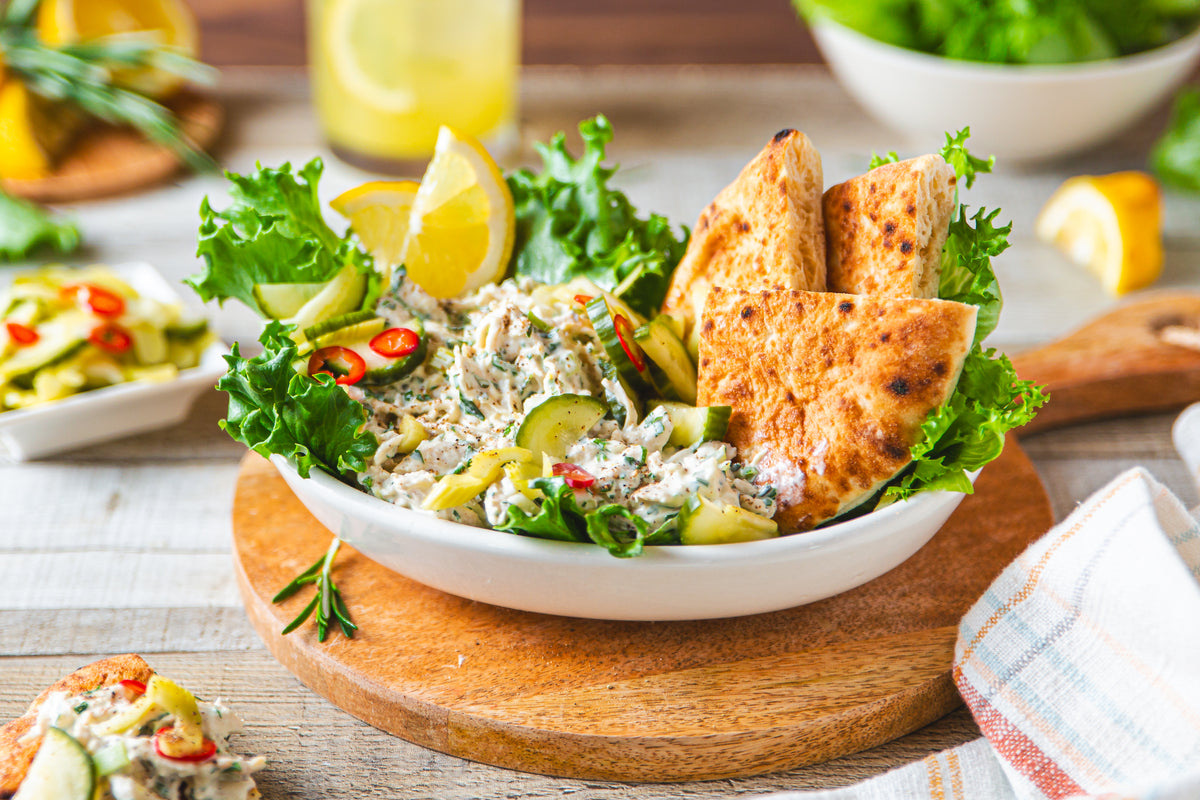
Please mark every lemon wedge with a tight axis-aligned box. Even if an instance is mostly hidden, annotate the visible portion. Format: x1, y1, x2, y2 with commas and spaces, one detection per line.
1035, 172, 1163, 296
402, 128, 514, 297
37, 0, 199, 98
330, 180, 420, 268
0, 82, 52, 180
0, 81, 82, 180
335, 127, 514, 298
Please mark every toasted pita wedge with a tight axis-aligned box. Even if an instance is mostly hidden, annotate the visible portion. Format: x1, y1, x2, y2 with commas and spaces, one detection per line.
0, 654, 153, 797
661, 129, 826, 351
824, 154, 957, 299
697, 287, 976, 532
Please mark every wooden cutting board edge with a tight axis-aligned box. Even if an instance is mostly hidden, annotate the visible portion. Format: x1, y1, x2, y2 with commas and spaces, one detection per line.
235, 542, 964, 780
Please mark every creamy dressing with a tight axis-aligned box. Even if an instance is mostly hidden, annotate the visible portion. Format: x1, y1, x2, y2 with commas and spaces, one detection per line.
27, 685, 263, 800
354, 275, 775, 535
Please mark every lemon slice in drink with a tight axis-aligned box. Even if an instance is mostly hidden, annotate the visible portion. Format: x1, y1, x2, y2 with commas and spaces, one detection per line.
331, 180, 421, 268
1035, 172, 1163, 296
325, 0, 418, 114
400, 127, 514, 298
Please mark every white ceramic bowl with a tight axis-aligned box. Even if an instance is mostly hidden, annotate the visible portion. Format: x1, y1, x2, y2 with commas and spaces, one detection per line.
810, 18, 1200, 161
272, 454, 971, 621
0, 262, 227, 461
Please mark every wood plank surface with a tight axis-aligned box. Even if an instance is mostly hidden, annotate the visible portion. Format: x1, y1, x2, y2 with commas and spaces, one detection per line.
190, 0, 822, 67
3, 65, 1200, 796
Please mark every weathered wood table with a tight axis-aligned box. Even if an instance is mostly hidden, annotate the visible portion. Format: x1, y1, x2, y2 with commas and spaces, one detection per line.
2, 67, 1198, 798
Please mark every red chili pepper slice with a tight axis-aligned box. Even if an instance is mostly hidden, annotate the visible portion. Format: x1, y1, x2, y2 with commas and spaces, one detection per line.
573, 294, 593, 306
369, 327, 420, 358
612, 314, 645, 372
89, 323, 133, 353
5, 321, 39, 346
308, 346, 366, 386
118, 679, 147, 696
62, 284, 126, 318
154, 726, 217, 763
552, 462, 596, 490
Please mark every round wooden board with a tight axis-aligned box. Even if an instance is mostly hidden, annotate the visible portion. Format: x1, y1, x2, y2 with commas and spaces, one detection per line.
232, 438, 1051, 782
1, 91, 223, 204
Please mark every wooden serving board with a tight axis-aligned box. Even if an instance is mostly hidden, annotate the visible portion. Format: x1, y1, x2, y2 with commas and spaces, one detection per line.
233, 442, 1048, 782
231, 292, 1200, 782
1, 91, 223, 204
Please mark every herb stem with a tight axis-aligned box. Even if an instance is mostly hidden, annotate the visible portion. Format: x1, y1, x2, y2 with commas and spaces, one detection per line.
273, 536, 357, 641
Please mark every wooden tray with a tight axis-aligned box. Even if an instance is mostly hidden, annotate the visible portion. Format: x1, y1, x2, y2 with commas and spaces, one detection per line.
230, 292, 1200, 782
1, 91, 222, 204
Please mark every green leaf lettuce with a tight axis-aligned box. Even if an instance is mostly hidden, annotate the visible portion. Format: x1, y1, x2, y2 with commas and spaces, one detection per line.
217, 321, 377, 481
507, 115, 689, 318
189, 158, 379, 317
0, 188, 80, 261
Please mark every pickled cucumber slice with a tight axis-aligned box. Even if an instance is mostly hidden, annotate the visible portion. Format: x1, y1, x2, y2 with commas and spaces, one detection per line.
515, 394, 607, 461
13, 727, 94, 800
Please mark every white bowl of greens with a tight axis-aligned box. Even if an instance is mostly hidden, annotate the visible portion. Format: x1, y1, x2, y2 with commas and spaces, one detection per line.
803, 3, 1200, 161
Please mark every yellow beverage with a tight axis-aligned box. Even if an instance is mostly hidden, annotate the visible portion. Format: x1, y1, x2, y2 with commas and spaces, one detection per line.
307, 0, 520, 169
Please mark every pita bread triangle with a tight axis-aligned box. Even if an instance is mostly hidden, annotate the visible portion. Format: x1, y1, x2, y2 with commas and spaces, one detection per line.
697, 287, 976, 532
661, 128, 827, 351
823, 154, 957, 299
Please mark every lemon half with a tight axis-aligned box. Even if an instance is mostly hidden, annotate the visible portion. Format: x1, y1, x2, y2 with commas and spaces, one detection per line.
1035, 172, 1163, 296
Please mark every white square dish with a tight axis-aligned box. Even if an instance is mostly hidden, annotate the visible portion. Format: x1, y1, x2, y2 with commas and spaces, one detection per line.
0, 262, 228, 461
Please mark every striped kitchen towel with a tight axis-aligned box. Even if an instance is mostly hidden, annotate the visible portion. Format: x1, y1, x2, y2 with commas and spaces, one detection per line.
765, 462, 1200, 800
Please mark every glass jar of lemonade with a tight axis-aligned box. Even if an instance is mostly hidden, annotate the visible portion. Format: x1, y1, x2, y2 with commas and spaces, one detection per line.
307, 0, 520, 171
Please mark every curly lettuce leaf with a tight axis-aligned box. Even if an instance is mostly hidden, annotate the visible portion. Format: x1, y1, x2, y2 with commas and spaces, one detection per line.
792, 0, 919, 49
0, 188, 80, 261
507, 115, 689, 318
1151, 87, 1200, 193
217, 321, 377, 481
495, 476, 654, 557
884, 348, 1047, 502
796, 0, 1196, 62
189, 158, 379, 318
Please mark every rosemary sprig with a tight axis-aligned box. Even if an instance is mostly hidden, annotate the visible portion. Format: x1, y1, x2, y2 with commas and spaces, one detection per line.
272, 537, 357, 641
0, 4, 218, 173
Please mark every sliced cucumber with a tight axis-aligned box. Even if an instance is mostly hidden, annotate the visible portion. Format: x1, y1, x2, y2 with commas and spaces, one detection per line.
164, 318, 210, 342
285, 263, 368, 332
312, 317, 386, 350
585, 297, 656, 395
659, 313, 685, 341
302, 309, 378, 343
656, 402, 732, 446
252, 280, 329, 318
13, 727, 95, 800
678, 496, 779, 545
130, 323, 168, 366
515, 394, 607, 461
1, 311, 91, 388
635, 315, 697, 404
91, 741, 130, 777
